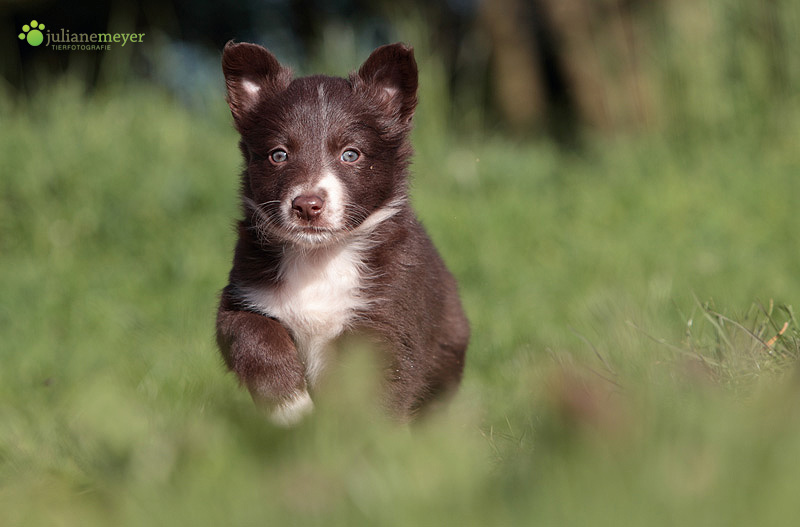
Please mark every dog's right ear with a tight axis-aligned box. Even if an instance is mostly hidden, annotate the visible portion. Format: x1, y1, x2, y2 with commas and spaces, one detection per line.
222, 41, 292, 125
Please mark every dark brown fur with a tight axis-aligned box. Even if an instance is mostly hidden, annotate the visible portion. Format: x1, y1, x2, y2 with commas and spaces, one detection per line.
216, 41, 469, 423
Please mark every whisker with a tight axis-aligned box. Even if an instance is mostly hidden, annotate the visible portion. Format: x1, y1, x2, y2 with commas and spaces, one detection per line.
242, 197, 291, 245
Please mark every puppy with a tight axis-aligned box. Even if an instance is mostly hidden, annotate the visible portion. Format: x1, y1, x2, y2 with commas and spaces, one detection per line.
216, 41, 469, 425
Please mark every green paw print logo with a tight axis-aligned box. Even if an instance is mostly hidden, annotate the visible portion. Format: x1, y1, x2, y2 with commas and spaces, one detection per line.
19, 20, 45, 47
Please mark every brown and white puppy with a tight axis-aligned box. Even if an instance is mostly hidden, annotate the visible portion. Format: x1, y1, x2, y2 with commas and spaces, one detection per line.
216, 41, 469, 425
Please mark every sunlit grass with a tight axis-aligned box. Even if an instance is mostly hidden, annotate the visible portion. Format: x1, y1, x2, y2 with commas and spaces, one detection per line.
1, 72, 800, 525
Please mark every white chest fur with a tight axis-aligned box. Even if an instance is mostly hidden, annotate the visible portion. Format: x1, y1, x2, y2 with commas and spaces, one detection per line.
237, 244, 368, 385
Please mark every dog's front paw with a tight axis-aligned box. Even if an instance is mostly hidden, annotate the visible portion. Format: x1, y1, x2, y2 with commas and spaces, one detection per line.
268, 390, 314, 427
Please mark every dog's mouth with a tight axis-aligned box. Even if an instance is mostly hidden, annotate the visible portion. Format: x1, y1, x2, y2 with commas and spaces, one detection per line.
244, 197, 345, 246
286, 224, 346, 246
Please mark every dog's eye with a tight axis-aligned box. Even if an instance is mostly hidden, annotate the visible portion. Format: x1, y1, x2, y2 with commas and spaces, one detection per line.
341, 149, 360, 163
270, 149, 288, 164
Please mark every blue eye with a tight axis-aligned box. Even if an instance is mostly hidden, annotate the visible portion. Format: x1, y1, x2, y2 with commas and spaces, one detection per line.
341, 149, 360, 163
270, 149, 288, 163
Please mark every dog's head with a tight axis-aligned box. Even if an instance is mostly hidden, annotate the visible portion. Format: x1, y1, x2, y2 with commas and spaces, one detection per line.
222, 41, 417, 247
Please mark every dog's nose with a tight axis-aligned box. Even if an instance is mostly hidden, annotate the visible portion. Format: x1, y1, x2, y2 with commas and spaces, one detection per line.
292, 195, 325, 221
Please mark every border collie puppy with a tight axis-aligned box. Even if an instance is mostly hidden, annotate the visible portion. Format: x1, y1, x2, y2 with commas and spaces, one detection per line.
216, 41, 469, 425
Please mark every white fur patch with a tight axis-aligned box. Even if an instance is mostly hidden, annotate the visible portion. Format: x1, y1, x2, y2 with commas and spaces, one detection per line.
239, 243, 369, 386
354, 198, 405, 234
242, 79, 261, 96
238, 200, 403, 398
270, 390, 314, 427
382, 86, 399, 99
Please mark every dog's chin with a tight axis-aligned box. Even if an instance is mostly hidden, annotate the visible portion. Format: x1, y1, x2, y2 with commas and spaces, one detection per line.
286, 226, 343, 248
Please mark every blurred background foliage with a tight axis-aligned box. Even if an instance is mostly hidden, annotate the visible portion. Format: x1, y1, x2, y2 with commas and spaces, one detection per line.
3, 0, 799, 143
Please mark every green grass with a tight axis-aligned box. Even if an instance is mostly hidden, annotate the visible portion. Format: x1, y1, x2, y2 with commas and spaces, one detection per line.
2, 75, 800, 526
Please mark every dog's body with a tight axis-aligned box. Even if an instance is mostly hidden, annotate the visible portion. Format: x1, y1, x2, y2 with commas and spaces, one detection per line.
216, 42, 469, 425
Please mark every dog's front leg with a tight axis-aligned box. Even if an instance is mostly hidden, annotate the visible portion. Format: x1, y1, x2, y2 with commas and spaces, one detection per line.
216, 291, 312, 426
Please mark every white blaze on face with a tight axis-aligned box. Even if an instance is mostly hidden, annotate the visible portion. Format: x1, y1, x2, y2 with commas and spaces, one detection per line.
315, 171, 346, 228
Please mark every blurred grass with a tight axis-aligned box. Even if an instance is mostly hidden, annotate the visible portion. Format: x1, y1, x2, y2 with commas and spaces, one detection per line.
3, 17, 800, 525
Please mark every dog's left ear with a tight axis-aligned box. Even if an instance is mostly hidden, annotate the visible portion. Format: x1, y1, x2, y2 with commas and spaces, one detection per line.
353, 43, 418, 123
